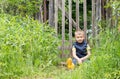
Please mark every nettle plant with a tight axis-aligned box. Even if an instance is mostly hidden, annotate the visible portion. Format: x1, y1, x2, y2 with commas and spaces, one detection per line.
0, 14, 59, 78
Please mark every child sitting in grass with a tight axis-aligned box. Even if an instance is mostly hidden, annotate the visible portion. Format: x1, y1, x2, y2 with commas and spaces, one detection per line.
72, 30, 91, 65
66, 30, 91, 68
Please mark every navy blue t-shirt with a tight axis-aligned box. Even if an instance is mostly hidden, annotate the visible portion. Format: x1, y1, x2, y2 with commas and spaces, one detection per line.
73, 41, 87, 58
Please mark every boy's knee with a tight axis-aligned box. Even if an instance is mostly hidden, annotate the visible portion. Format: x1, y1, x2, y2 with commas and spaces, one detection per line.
72, 58, 77, 65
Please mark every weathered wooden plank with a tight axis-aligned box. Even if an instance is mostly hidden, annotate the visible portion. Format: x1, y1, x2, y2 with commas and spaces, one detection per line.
83, 0, 87, 41
76, 0, 80, 30
69, 0, 72, 50
54, 0, 58, 35
62, 0, 65, 57
43, 0, 47, 22
49, 0, 54, 26
92, 0, 95, 45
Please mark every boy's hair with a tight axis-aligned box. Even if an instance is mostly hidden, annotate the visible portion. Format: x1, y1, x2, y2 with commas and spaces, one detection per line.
75, 30, 85, 36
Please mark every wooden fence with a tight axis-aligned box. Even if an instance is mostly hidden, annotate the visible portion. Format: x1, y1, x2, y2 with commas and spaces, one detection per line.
37, 0, 103, 57
38, 0, 114, 57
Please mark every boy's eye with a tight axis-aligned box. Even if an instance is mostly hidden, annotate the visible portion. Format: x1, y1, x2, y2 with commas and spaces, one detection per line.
76, 35, 83, 38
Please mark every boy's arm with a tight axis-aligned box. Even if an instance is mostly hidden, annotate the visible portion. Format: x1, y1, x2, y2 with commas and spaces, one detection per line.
72, 46, 82, 64
81, 45, 91, 61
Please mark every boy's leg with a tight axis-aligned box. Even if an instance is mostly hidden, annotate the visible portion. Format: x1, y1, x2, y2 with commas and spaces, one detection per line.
72, 58, 90, 65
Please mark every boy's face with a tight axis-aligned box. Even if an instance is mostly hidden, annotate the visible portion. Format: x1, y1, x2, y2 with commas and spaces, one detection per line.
75, 33, 84, 43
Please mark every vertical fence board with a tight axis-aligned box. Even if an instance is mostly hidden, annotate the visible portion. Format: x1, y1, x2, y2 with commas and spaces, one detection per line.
49, 0, 54, 26
62, 0, 65, 57
43, 0, 47, 22
39, 4, 43, 22
99, 0, 101, 21
76, 0, 79, 30
92, 0, 95, 45
69, 0, 72, 54
83, 0, 87, 41
55, 0, 58, 35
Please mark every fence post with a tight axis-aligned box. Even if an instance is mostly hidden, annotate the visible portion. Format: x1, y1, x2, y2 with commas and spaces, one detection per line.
54, 0, 58, 36
49, 0, 54, 26
69, 0, 72, 56
76, 0, 80, 30
83, 0, 87, 42
92, 0, 95, 45
62, 0, 65, 57
43, 0, 47, 22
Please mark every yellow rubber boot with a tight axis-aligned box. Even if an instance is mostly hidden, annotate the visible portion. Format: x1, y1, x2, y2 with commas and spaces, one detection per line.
66, 58, 75, 69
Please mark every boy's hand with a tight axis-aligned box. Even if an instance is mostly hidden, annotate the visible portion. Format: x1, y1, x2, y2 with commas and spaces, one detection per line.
77, 59, 82, 64
80, 58, 84, 61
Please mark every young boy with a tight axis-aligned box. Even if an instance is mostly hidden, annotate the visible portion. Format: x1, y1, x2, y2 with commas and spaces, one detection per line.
72, 30, 91, 65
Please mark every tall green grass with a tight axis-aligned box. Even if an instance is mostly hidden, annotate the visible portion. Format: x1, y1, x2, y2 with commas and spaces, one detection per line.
0, 14, 60, 79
